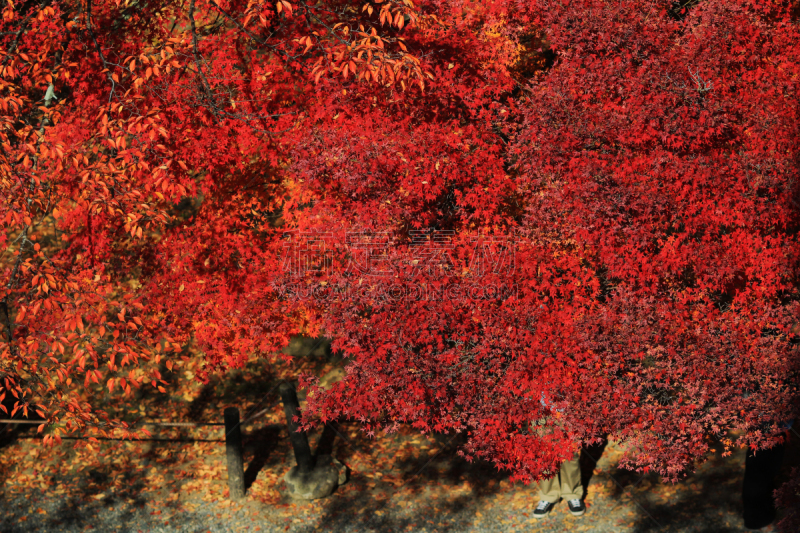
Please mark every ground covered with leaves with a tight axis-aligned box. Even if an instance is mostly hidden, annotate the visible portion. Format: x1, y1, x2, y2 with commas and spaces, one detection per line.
0, 338, 797, 533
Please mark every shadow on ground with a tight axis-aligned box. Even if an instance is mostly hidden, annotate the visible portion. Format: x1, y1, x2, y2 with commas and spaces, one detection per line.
288, 428, 513, 533
617, 431, 800, 533
0, 336, 336, 532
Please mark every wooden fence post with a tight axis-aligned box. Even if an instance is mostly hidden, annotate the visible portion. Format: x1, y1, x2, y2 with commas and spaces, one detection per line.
279, 382, 314, 474
224, 407, 246, 500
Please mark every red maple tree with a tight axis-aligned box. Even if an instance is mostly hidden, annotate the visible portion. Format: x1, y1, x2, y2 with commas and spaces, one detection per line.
295, 0, 800, 482
1, 0, 798, 490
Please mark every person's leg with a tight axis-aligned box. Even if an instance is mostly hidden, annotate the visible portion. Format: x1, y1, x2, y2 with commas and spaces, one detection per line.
743, 443, 785, 529
538, 470, 563, 503
559, 452, 586, 516
534, 470, 562, 519
559, 453, 584, 500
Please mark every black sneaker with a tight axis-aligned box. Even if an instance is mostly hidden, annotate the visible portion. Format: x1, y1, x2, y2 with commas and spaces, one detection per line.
533, 499, 557, 518
567, 498, 586, 516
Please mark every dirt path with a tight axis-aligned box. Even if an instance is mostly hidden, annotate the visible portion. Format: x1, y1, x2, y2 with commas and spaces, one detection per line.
0, 338, 794, 533
0, 424, 794, 533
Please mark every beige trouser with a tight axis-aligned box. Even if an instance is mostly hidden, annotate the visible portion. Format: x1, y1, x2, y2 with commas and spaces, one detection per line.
537, 453, 583, 502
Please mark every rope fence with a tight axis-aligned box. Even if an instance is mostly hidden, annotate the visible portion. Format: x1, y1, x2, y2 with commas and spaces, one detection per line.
0, 382, 324, 500
0, 407, 272, 500
0, 340, 331, 500
0, 419, 225, 427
